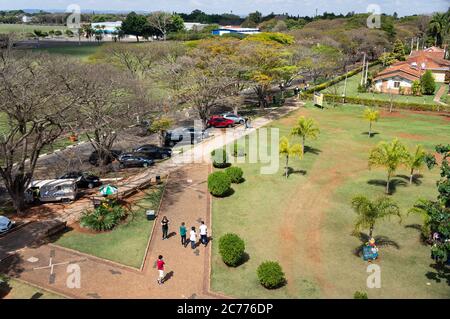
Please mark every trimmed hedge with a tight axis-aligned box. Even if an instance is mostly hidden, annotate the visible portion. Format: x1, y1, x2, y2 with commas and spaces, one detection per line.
304, 61, 381, 94
208, 171, 231, 197
211, 149, 230, 168
225, 166, 244, 184
301, 93, 449, 112
257, 261, 286, 289
219, 233, 246, 267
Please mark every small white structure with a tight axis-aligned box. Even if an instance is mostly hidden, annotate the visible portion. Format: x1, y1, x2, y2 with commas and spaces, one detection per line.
21, 15, 32, 23
184, 22, 208, 31
91, 21, 122, 35
212, 26, 260, 36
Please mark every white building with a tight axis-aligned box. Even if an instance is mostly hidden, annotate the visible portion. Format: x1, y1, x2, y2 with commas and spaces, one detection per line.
212, 26, 260, 36
91, 21, 122, 35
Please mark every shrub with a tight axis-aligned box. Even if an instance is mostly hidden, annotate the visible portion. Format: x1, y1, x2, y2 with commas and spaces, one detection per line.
211, 149, 230, 168
218, 233, 245, 266
225, 166, 244, 184
257, 261, 286, 289
80, 201, 126, 231
207, 171, 231, 197
354, 291, 368, 299
233, 143, 246, 157
420, 70, 435, 95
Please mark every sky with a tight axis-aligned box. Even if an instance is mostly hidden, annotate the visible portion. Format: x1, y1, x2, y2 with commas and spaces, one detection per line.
0, 0, 448, 16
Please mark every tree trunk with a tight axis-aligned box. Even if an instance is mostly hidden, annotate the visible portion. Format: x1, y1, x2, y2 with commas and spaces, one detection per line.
369, 121, 372, 138
302, 136, 305, 154
386, 173, 391, 194
369, 226, 374, 238
285, 155, 289, 178
136, 35, 140, 43
409, 168, 414, 185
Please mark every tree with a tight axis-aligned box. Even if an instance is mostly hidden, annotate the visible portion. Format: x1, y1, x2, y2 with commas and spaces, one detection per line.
351, 195, 401, 238
428, 11, 450, 47
290, 116, 320, 154
121, 12, 148, 42
420, 70, 436, 95
81, 24, 94, 41
412, 80, 422, 96
279, 136, 303, 178
149, 117, 173, 146
368, 138, 408, 194
405, 145, 426, 184
410, 144, 449, 264
363, 108, 380, 138
70, 63, 142, 167
147, 11, 184, 41
392, 39, 406, 61
0, 51, 79, 213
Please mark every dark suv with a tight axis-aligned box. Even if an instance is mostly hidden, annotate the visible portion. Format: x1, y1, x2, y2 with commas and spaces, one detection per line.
118, 153, 155, 168
59, 171, 101, 189
133, 144, 172, 159
88, 149, 122, 166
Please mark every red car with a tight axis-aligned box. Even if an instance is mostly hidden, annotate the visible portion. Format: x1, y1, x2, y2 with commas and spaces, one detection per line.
207, 116, 235, 128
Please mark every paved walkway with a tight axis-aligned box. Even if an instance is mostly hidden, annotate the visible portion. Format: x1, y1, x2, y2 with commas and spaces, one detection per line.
0, 104, 301, 299
434, 85, 448, 106
0, 164, 220, 299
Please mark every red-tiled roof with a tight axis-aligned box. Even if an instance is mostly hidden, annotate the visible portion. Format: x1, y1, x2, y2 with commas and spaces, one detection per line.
374, 62, 423, 81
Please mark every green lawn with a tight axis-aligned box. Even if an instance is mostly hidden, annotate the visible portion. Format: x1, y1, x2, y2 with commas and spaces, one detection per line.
34, 44, 103, 61
326, 69, 442, 105
0, 24, 66, 34
211, 102, 450, 298
1, 278, 64, 299
55, 184, 165, 268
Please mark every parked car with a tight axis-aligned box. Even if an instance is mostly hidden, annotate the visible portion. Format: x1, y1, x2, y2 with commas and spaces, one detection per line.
222, 113, 245, 124
118, 153, 155, 168
133, 144, 172, 159
164, 127, 209, 147
207, 116, 235, 128
0, 216, 14, 234
26, 179, 78, 203
59, 171, 101, 189
89, 149, 122, 166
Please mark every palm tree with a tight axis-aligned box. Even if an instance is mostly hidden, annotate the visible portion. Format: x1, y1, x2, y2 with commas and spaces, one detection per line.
279, 136, 303, 178
290, 116, 320, 154
405, 145, 426, 184
428, 12, 449, 47
363, 108, 380, 138
368, 138, 408, 194
351, 195, 401, 238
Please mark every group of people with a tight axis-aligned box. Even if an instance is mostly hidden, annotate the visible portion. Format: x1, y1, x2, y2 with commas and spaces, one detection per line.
157, 216, 209, 285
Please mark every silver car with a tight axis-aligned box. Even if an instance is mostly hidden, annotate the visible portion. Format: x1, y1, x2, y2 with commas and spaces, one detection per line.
0, 216, 14, 233
222, 113, 245, 125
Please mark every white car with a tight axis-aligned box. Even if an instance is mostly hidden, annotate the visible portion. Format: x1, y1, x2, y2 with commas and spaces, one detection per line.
222, 113, 245, 125
0, 216, 14, 233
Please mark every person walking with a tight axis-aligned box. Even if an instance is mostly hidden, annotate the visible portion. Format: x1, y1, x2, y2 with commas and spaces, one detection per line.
157, 255, 165, 285
199, 221, 208, 247
190, 226, 197, 249
161, 216, 169, 240
180, 222, 187, 247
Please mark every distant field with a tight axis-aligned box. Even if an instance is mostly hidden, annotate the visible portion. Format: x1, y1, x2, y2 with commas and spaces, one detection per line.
0, 23, 67, 33
34, 44, 103, 61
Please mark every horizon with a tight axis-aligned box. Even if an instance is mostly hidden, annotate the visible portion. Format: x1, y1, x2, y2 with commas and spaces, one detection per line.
0, 0, 448, 17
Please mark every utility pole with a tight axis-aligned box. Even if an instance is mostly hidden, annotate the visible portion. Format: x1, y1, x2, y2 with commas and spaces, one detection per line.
410, 37, 414, 55
416, 37, 419, 51
364, 60, 369, 85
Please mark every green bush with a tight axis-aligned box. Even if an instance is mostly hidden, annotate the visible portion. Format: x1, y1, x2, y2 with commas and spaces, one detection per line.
208, 171, 231, 197
257, 261, 286, 289
225, 166, 244, 184
233, 143, 246, 157
420, 70, 436, 95
354, 291, 368, 299
218, 233, 245, 266
211, 149, 230, 168
80, 201, 126, 231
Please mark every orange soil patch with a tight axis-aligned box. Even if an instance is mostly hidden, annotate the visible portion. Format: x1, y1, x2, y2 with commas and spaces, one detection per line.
397, 132, 426, 141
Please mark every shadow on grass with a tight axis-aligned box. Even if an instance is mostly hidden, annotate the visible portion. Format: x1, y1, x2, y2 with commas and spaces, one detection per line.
211, 188, 235, 198
396, 174, 424, 186
304, 146, 322, 155
352, 232, 400, 257
361, 132, 380, 138
404, 224, 429, 245
367, 178, 407, 194
426, 263, 450, 286
286, 168, 307, 177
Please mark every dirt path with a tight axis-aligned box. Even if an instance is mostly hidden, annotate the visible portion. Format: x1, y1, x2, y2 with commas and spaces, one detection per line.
434, 85, 448, 106
278, 129, 367, 298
